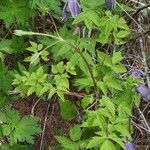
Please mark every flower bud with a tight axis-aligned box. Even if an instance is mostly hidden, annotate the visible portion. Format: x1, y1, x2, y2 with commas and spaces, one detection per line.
125, 141, 135, 150
136, 85, 150, 101
130, 69, 144, 79
62, 0, 81, 20
105, 0, 116, 10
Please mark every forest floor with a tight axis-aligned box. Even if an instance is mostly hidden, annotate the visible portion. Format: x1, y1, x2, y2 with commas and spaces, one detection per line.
1, 1, 150, 150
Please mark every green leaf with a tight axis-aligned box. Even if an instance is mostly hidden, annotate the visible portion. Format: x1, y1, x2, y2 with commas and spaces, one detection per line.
86, 136, 102, 149
103, 75, 123, 90
36, 67, 44, 78
14, 116, 41, 144
1, 144, 32, 150
0, 109, 41, 144
52, 62, 65, 74
59, 100, 76, 120
36, 0, 61, 15
97, 81, 108, 95
98, 51, 112, 67
101, 96, 116, 117
57, 90, 65, 101
27, 87, 35, 96
48, 86, 56, 99
0, 0, 30, 27
55, 136, 76, 150
100, 140, 116, 150
109, 134, 125, 149
112, 51, 123, 64
116, 30, 130, 38
73, 11, 100, 30
81, 95, 94, 110
0, 40, 12, 53
75, 77, 93, 91
30, 52, 40, 65
69, 125, 81, 141
0, 62, 13, 94
111, 65, 127, 73
65, 62, 76, 75
41, 50, 49, 61
27, 41, 38, 52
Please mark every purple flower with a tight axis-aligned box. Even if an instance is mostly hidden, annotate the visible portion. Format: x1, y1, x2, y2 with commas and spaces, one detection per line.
105, 0, 116, 10
129, 69, 144, 79
62, 0, 81, 20
129, 69, 150, 101
125, 141, 135, 150
136, 84, 150, 101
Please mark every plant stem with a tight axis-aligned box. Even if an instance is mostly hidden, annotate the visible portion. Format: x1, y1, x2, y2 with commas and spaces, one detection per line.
14, 30, 100, 101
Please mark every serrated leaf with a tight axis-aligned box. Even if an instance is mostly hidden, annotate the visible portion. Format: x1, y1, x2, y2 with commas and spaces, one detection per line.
27, 87, 35, 96
30, 52, 40, 65
109, 134, 125, 149
111, 65, 127, 73
48, 87, 56, 99
0, 109, 41, 144
55, 136, 76, 150
59, 99, 76, 120
98, 51, 112, 67
41, 50, 49, 61
104, 75, 122, 90
117, 30, 130, 38
86, 136, 102, 149
100, 140, 116, 150
36, 67, 44, 78
112, 51, 123, 64
81, 95, 94, 109
69, 125, 81, 141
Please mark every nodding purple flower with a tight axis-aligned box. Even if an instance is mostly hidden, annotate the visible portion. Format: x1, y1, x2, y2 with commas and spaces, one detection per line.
136, 84, 150, 101
105, 0, 116, 10
129, 69, 150, 101
129, 69, 144, 79
125, 141, 135, 150
62, 0, 81, 20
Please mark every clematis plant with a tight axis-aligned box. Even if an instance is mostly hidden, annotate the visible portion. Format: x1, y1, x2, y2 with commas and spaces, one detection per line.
62, 0, 81, 19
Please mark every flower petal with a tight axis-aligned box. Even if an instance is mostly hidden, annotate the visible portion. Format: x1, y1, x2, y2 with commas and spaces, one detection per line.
62, 1, 69, 20
125, 141, 135, 150
68, 0, 81, 18
105, 0, 116, 10
130, 69, 144, 78
136, 84, 150, 101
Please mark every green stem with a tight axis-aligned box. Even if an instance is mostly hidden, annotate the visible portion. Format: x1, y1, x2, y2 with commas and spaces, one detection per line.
14, 30, 99, 101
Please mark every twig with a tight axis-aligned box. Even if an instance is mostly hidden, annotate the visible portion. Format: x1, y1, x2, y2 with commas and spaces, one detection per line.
142, 51, 150, 88
48, 13, 59, 37
129, 28, 150, 42
131, 120, 144, 135
116, 1, 149, 35
132, 3, 150, 18
39, 97, 51, 150
129, 0, 150, 10
137, 14, 150, 88
31, 98, 41, 116
65, 91, 85, 99
128, 3, 150, 25
86, 100, 98, 110
142, 101, 150, 113
136, 106, 150, 132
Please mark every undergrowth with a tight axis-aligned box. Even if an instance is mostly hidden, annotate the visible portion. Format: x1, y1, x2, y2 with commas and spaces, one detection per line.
0, 0, 149, 150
